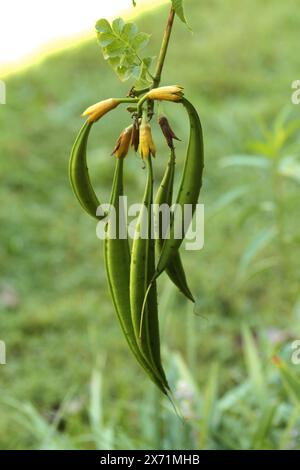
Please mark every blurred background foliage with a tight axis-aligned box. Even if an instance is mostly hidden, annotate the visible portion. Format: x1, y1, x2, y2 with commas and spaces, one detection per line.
0, 0, 300, 449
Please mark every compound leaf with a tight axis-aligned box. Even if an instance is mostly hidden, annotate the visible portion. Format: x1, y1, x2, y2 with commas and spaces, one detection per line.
96, 18, 152, 83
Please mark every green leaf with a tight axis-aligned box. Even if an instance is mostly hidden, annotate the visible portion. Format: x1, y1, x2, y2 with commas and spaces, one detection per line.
121, 23, 138, 41
239, 226, 277, 275
132, 0, 136, 6
209, 186, 249, 216
95, 19, 112, 34
218, 381, 251, 412
108, 57, 121, 69
134, 58, 153, 88
132, 32, 151, 51
171, 0, 191, 29
112, 18, 124, 35
131, 64, 141, 80
242, 326, 267, 403
248, 140, 276, 158
116, 66, 133, 82
103, 39, 124, 58
97, 33, 115, 48
250, 404, 277, 450
220, 154, 271, 169
95, 17, 152, 83
278, 155, 300, 184
274, 357, 300, 407
200, 363, 219, 448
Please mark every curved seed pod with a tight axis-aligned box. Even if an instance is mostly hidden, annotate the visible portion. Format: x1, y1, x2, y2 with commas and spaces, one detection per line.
155, 148, 194, 302
155, 98, 204, 277
130, 156, 169, 390
104, 156, 168, 395
146, 218, 167, 382
144, 157, 167, 382
140, 98, 203, 328
69, 120, 104, 221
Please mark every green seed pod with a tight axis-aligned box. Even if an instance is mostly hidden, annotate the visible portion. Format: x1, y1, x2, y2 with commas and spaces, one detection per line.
130, 156, 169, 391
155, 148, 194, 302
69, 120, 104, 221
156, 98, 204, 277
141, 98, 204, 327
104, 156, 168, 395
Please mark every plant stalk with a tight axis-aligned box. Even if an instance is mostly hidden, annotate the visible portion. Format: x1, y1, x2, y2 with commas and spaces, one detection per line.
153, 7, 176, 89
147, 7, 176, 117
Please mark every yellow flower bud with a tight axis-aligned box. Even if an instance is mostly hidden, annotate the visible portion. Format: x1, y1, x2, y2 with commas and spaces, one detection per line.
82, 98, 120, 123
111, 125, 133, 159
139, 121, 156, 159
146, 85, 184, 102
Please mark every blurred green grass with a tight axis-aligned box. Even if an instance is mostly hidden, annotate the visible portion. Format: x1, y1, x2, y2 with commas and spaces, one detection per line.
0, 0, 300, 449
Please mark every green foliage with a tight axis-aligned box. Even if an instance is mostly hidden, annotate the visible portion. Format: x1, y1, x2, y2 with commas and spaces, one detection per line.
242, 326, 267, 402
132, 0, 190, 25
97, 0, 191, 85
95, 17, 153, 85
171, 0, 190, 28
220, 110, 300, 282
275, 358, 300, 407
2, 345, 300, 450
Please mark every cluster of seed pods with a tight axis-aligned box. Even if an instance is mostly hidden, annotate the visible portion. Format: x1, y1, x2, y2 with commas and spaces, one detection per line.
69, 86, 204, 398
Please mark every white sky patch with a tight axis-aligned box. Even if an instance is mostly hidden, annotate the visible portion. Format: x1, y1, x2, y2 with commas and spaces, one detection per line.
0, 0, 166, 68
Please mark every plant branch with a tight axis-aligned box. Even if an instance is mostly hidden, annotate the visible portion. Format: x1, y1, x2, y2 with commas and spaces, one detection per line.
119, 98, 139, 103
146, 7, 175, 118
152, 7, 176, 89
129, 7, 175, 112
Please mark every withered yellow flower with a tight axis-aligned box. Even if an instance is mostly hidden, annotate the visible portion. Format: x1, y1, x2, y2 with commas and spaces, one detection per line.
131, 120, 140, 153
146, 85, 184, 102
139, 121, 156, 159
111, 125, 133, 159
82, 98, 120, 123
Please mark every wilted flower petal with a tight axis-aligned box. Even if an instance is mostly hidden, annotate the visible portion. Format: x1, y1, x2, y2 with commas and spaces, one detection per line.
158, 115, 181, 149
111, 125, 133, 159
82, 98, 120, 123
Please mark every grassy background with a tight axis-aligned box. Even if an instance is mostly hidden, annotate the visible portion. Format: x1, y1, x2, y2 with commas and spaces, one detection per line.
1, 0, 300, 449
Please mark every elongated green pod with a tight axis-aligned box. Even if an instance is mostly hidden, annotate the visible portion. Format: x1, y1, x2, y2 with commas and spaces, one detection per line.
156, 98, 204, 276
104, 158, 168, 395
130, 157, 169, 390
155, 148, 194, 302
140, 98, 203, 330
146, 230, 167, 381
69, 120, 104, 220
